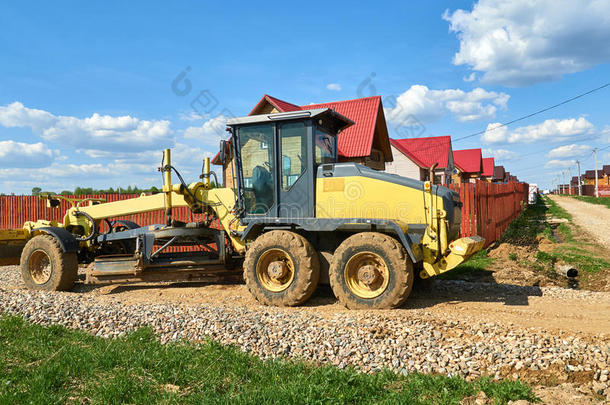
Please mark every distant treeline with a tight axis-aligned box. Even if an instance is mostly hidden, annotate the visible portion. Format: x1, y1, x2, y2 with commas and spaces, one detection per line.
30, 186, 161, 196
29, 183, 216, 196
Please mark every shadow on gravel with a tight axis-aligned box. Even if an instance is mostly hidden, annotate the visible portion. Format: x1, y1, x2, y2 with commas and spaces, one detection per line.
72, 276, 542, 309
405, 280, 543, 308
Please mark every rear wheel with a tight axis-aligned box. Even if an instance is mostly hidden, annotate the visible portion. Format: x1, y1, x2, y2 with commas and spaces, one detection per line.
244, 230, 319, 307
329, 232, 413, 309
20, 235, 78, 291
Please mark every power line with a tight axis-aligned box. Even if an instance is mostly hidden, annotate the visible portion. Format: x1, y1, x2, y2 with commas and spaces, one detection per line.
453, 82, 610, 142
394, 82, 610, 159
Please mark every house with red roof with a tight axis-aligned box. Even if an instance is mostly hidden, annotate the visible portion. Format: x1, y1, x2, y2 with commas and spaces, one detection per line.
384, 136, 454, 185
583, 169, 606, 185
481, 157, 496, 182
451, 148, 482, 184
493, 165, 505, 183
213, 94, 393, 187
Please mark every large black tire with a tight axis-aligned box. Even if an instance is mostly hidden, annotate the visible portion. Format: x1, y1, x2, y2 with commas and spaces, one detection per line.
244, 230, 320, 307
329, 232, 413, 309
20, 235, 78, 291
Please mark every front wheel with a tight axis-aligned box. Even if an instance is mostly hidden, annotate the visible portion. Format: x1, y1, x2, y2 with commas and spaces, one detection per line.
243, 230, 319, 307
329, 232, 413, 309
20, 235, 78, 291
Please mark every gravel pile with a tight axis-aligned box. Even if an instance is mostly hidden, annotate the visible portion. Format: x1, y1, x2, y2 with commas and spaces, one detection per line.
0, 266, 608, 392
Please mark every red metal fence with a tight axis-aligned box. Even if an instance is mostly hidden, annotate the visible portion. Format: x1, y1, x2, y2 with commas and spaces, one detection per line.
0, 194, 204, 231
450, 181, 529, 247
1, 181, 528, 248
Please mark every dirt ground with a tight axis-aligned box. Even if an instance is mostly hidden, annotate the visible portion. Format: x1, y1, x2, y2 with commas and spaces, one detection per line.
549, 195, 610, 249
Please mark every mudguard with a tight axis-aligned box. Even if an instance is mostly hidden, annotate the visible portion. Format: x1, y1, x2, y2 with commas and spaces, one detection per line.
36, 227, 79, 253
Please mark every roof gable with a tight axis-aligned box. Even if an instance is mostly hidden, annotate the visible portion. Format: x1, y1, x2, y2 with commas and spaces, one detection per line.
249, 94, 390, 160
493, 165, 505, 180
390, 136, 452, 169
250, 94, 301, 115
482, 157, 495, 177
453, 149, 482, 173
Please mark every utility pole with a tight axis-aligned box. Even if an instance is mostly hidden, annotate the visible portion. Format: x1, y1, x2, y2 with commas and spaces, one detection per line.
568, 167, 572, 195
562, 170, 567, 195
576, 160, 582, 196
594, 147, 599, 198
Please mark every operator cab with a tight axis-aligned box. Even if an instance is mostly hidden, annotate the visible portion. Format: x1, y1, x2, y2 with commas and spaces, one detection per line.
226, 109, 353, 220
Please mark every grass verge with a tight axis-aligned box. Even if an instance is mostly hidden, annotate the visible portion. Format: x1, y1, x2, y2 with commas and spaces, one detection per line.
500, 197, 551, 244
0, 315, 537, 404
569, 195, 610, 209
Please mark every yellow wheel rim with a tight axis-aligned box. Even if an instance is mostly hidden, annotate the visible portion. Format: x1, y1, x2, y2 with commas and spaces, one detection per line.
344, 251, 389, 299
29, 250, 52, 285
256, 248, 295, 292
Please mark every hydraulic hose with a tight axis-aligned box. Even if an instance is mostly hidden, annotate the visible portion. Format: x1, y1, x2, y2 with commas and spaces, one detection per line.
74, 210, 98, 242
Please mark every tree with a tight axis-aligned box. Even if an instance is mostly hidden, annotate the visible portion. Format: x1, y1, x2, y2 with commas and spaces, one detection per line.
31, 187, 42, 196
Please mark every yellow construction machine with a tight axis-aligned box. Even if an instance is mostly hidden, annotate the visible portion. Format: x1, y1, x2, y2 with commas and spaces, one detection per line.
0, 108, 484, 309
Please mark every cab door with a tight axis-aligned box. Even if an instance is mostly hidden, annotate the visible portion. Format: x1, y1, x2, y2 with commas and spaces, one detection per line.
276, 121, 314, 218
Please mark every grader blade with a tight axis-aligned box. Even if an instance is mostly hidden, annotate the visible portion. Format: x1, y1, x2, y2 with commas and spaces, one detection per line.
0, 229, 30, 265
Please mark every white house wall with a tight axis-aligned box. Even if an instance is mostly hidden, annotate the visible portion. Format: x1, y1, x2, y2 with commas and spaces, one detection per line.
384, 145, 422, 180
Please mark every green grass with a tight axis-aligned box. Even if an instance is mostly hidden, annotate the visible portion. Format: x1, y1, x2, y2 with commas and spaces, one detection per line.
543, 196, 571, 220
500, 197, 550, 244
437, 250, 494, 280
553, 246, 610, 274
0, 315, 537, 404
570, 195, 610, 209
535, 247, 610, 274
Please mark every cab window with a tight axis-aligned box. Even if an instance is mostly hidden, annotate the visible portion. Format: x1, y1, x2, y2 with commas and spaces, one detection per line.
238, 124, 274, 214
315, 127, 336, 164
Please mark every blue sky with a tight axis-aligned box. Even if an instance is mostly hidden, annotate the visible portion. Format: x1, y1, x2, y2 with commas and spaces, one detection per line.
1, 0, 609, 194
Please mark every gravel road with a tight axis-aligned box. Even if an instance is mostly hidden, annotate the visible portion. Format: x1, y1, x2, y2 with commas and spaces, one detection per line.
0, 264, 608, 400
549, 195, 610, 249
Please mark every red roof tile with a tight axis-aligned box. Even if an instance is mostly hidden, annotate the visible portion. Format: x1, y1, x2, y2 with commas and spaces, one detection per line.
249, 94, 301, 115
390, 136, 452, 169
304, 96, 381, 158
453, 149, 482, 173
250, 95, 385, 158
482, 157, 495, 177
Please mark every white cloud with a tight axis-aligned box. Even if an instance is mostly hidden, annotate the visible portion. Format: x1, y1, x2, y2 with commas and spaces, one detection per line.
482, 147, 517, 161
463, 73, 476, 82
444, 0, 610, 86
0, 141, 58, 168
601, 126, 610, 143
545, 159, 576, 169
326, 83, 342, 91
0, 102, 173, 152
546, 144, 591, 159
482, 117, 594, 144
183, 114, 230, 147
386, 85, 509, 124
0, 161, 155, 182
179, 110, 207, 122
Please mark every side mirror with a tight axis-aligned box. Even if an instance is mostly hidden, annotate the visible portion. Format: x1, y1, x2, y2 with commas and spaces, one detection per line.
219, 140, 227, 164
47, 198, 61, 208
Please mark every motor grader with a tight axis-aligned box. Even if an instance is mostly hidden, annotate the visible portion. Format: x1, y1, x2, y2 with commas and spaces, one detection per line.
0, 108, 484, 309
